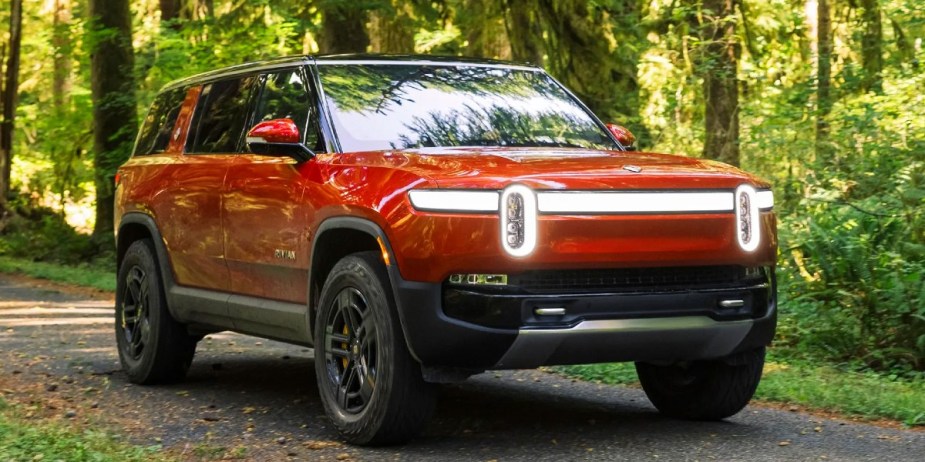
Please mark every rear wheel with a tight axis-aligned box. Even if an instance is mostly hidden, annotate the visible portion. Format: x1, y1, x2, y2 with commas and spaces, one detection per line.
635, 347, 765, 420
314, 251, 435, 445
115, 239, 197, 384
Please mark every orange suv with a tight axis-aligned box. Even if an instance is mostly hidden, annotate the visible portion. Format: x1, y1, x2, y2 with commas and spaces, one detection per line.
115, 55, 777, 445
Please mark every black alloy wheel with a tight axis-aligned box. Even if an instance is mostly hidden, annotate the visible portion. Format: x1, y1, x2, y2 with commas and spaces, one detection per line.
120, 265, 151, 361
323, 288, 379, 414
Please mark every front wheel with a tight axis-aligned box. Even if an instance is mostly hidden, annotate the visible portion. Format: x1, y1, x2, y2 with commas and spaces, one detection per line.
635, 347, 765, 420
314, 251, 435, 445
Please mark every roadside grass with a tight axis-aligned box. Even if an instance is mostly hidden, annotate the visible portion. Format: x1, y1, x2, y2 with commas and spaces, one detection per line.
555, 357, 925, 426
0, 397, 166, 461
0, 256, 115, 292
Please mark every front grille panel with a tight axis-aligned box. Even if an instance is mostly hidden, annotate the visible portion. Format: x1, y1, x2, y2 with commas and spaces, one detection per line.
509, 266, 758, 294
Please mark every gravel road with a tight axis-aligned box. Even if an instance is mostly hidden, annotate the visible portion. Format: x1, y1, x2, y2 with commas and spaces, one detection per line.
1, 273, 923, 461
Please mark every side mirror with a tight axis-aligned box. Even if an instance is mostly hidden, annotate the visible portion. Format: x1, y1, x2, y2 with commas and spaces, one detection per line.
605, 123, 636, 150
246, 118, 314, 162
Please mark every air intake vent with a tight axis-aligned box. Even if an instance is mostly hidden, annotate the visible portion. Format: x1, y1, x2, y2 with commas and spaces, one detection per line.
509, 266, 761, 294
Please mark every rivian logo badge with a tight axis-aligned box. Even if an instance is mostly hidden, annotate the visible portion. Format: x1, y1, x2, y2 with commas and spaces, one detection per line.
623, 165, 642, 173
274, 249, 296, 261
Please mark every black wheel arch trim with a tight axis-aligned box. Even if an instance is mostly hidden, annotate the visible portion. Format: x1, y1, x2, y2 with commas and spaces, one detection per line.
117, 212, 186, 322
309, 216, 425, 361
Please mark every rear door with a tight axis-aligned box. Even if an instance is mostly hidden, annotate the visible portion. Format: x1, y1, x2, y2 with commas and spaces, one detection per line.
158, 76, 259, 295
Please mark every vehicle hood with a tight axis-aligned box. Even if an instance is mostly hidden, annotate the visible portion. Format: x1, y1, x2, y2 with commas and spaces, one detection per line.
324, 147, 769, 190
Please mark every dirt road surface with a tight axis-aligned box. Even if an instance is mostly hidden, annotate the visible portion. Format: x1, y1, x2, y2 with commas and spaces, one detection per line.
1, 273, 923, 461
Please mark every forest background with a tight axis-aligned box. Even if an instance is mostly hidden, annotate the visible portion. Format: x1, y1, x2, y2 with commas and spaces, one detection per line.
0, 0, 922, 389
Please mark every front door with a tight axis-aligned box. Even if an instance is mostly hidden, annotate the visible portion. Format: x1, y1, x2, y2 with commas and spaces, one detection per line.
223, 67, 322, 305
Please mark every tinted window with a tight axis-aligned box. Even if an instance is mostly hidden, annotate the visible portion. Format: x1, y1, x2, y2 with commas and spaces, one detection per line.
252, 69, 323, 152
317, 64, 616, 152
134, 87, 186, 156
187, 76, 258, 153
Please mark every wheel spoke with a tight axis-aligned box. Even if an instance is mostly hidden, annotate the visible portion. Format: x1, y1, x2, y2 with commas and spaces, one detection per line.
343, 306, 361, 336
359, 371, 375, 404
359, 315, 377, 349
338, 359, 354, 386
122, 303, 138, 325
327, 332, 350, 343
340, 367, 358, 409
328, 347, 350, 358
126, 277, 140, 304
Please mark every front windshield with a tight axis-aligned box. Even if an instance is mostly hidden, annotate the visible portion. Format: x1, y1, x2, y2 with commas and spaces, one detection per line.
317, 63, 617, 152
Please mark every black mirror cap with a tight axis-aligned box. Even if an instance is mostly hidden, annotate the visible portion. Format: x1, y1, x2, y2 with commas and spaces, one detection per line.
248, 141, 314, 163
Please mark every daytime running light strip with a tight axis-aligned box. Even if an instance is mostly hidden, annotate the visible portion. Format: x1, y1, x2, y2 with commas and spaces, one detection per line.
537, 191, 734, 214
407, 190, 500, 212
756, 190, 774, 210
408, 189, 773, 214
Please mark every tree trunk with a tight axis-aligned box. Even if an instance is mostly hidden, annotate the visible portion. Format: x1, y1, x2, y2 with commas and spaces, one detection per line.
504, 0, 545, 65
460, 0, 511, 59
700, 0, 740, 166
160, 0, 180, 22
0, 0, 23, 206
860, 0, 883, 93
89, 0, 137, 246
180, 0, 213, 21
816, 0, 833, 162
319, 2, 370, 53
53, 0, 72, 111
368, 1, 415, 54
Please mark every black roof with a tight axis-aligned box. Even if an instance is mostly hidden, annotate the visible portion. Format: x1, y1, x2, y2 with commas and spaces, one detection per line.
313, 53, 534, 67
163, 53, 538, 91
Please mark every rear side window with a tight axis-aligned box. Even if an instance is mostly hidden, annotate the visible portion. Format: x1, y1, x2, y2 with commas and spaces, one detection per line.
134, 87, 186, 156
187, 76, 259, 153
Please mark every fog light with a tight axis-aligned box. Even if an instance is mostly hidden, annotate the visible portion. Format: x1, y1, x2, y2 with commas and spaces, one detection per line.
744, 266, 762, 278
448, 274, 509, 285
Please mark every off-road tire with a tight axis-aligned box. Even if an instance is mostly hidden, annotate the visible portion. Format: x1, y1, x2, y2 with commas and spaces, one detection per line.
314, 251, 436, 445
636, 347, 765, 420
115, 239, 197, 384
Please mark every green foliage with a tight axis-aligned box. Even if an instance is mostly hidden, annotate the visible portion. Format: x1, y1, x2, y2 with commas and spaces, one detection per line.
760, 66, 925, 372
0, 257, 115, 292
555, 362, 639, 385
0, 194, 107, 266
755, 360, 925, 426
0, 399, 166, 461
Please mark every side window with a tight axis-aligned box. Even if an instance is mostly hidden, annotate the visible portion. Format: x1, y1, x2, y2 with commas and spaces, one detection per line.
134, 87, 186, 156
187, 76, 259, 153
252, 69, 323, 152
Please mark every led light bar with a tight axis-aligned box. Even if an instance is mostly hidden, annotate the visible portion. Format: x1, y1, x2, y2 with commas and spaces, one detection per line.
408, 190, 499, 212
735, 185, 761, 252
500, 185, 538, 257
757, 189, 774, 210
536, 191, 734, 214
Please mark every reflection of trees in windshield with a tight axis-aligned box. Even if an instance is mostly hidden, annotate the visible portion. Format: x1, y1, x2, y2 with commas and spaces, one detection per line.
318, 64, 616, 152
395, 104, 606, 149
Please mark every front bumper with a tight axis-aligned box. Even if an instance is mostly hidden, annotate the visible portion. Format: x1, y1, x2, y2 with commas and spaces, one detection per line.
388, 266, 777, 370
